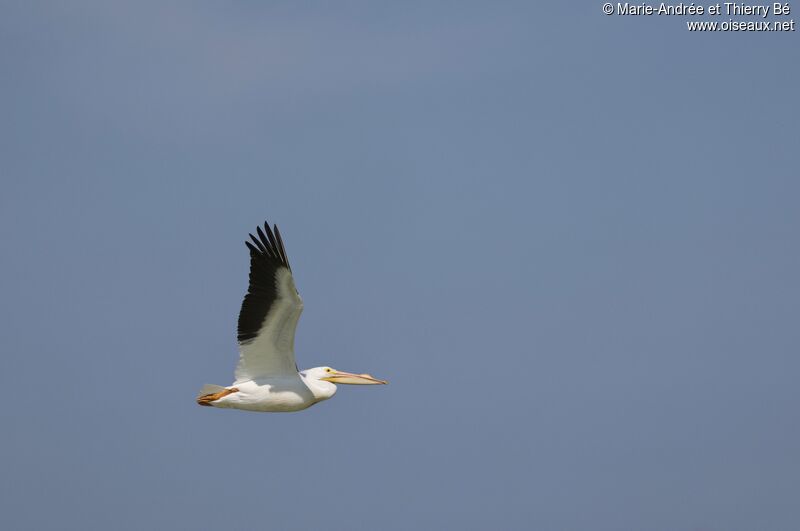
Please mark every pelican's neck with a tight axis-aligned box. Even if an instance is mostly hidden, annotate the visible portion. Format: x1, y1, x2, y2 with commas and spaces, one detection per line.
300, 373, 338, 402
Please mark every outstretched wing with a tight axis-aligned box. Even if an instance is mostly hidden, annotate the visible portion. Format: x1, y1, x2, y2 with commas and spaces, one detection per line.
234, 222, 303, 383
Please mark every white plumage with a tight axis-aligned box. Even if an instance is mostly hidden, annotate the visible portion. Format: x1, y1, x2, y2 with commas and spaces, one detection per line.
196, 221, 386, 413
234, 266, 303, 381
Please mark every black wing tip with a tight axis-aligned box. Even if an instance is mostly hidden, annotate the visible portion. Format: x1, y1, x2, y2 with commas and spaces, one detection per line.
237, 331, 257, 344
244, 220, 291, 270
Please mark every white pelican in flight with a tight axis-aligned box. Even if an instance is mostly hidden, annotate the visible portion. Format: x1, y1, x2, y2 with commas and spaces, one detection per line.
197, 221, 386, 412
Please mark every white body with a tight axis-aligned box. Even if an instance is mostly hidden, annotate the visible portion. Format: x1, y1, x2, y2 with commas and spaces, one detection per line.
212, 374, 336, 412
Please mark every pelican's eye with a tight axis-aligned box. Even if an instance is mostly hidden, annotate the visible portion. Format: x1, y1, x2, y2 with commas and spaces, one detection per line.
326, 368, 332, 373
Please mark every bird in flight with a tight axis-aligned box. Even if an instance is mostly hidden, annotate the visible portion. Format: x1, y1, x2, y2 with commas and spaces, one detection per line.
197, 221, 386, 412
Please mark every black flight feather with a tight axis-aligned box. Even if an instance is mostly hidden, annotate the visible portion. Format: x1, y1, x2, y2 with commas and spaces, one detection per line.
237, 221, 294, 345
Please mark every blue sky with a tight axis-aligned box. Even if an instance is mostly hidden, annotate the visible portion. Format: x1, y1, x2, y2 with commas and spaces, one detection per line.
1, 2, 798, 530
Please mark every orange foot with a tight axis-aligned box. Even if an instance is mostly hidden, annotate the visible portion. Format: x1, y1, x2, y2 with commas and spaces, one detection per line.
196, 387, 239, 407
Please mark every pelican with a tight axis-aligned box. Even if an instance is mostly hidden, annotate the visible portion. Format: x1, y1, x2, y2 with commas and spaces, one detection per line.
197, 221, 386, 412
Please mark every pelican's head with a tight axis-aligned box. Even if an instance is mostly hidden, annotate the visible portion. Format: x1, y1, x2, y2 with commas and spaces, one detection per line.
307, 366, 388, 385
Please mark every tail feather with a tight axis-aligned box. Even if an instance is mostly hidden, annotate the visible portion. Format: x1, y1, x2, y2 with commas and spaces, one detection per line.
197, 384, 226, 398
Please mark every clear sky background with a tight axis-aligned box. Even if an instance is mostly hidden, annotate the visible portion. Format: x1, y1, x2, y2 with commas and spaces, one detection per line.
1, 2, 798, 530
